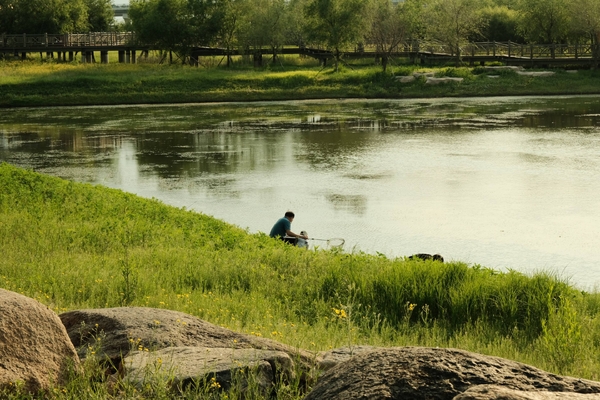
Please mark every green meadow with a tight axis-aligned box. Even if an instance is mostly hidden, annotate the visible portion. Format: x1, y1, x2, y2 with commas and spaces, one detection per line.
2, 163, 600, 398
1, 55, 600, 108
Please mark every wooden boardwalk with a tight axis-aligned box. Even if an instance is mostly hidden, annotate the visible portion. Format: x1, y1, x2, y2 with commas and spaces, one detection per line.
1, 33, 598, 67
0, 32, 144, 63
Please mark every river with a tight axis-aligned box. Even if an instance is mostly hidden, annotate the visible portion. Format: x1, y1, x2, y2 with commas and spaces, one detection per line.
1, 96, 599, 289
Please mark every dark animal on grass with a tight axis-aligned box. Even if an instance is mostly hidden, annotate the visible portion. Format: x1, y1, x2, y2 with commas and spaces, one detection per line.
409, 253, 444, 262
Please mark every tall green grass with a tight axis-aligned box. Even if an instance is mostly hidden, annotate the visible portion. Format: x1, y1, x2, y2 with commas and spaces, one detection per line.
2, 163, 600, 398
1, 58, 600, 108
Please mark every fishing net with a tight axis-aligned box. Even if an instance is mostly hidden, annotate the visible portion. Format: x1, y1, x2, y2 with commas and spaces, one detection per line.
326, 238, 345, 248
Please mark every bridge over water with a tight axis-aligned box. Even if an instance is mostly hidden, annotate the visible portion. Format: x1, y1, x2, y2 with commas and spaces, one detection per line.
1, 33, 598, 68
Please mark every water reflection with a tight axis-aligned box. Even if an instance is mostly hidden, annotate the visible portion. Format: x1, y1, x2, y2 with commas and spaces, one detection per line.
326, 194, 368, 215
1, 96, 600, 288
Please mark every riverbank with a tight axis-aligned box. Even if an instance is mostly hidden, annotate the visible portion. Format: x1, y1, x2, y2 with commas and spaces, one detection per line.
1, 163, 600, 399
1, 59, 600, 108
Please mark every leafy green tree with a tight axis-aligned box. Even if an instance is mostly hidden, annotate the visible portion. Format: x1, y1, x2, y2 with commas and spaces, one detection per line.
218, 0, 251, 66
303, 0, 370, 71
189, 0, 225, 45
238, 0, 287, 57
283, 0, 309, 47
130, 0, 224, 61
84, 0, 114, 32
515, 0, 570, 51
569, 0, 600, 64
422, 0, 486, 64
368, 0, 410, 71
130, 0, 185, 53
0, 0, 88, 34
477, 6, 523, 42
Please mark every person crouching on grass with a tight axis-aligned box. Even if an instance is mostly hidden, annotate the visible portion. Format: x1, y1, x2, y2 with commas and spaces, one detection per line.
269, 211, 308, 245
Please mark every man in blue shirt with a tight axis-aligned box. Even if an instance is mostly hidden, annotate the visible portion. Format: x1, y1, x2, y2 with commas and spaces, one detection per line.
269, 211, 308, 244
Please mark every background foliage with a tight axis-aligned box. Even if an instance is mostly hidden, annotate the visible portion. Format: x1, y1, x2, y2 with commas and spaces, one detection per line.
2, 0, 599, 63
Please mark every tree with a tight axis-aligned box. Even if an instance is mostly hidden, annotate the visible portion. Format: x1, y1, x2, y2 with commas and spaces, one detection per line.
515, 0, 570, 53
283, 0, 309, 47
303, 0, 370, 71
235, 0, 287, 66
218, 0, 251, 66
130, 0, 224, 61
84, 0, 114, 32
477, 6, 523, 42
422, 0, 486, 64
0, 0, 88, 34
368, 0, 410, 71
186, 0, 225, 47
569, 0, 600, 65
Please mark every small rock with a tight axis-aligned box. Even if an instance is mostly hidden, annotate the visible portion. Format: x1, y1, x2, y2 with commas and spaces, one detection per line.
426, 77, 464, 85
396, 75, 416, 83
484, 66, 522, 71
516, 71, 555, 77
413, 72, 435, 78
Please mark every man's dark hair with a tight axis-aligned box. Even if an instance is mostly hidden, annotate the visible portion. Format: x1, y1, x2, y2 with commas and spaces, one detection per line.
285, 211, 295, 218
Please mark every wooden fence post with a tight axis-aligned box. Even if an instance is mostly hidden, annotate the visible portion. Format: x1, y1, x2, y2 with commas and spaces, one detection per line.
530, 44, 533, 59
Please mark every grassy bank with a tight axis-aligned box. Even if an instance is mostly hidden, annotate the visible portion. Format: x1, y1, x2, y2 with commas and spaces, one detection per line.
2, 163, 600, 398
1, 57, 600, 107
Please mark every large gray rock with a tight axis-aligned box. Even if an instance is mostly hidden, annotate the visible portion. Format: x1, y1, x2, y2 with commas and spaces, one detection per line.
59, 307, 315, 370
305, 347, 600, 400
315, 346, 378, 371
454, 385, 600, 399
122, 346, 294, 393
0, 289, 80, 393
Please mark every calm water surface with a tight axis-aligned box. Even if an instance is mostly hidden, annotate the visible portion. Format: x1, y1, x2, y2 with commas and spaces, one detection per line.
1, 96, 600, 289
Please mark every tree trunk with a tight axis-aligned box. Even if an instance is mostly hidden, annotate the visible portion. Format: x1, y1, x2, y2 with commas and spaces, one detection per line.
592, 32, 600, 69
382, 55, 388, 72
455, 43, 461, 67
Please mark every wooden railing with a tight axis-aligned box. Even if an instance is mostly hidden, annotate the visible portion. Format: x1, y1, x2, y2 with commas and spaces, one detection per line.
463, 41, 598, 59
0, 32, 136, 49
1, 33, 598, 62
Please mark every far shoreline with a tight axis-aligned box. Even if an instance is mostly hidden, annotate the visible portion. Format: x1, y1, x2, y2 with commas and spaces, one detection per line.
3, 91, 600, 110
1, 61, 599, 108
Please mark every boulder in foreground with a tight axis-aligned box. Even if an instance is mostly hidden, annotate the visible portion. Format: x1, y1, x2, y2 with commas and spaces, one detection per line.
455, 384, 600, 399
122, 346, 294, 393
59, 307, 315, 370
304, 347, 600, 400
0, 289, 80, 393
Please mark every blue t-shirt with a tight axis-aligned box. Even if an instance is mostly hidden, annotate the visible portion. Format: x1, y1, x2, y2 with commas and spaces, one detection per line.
269, 217, 291, 238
